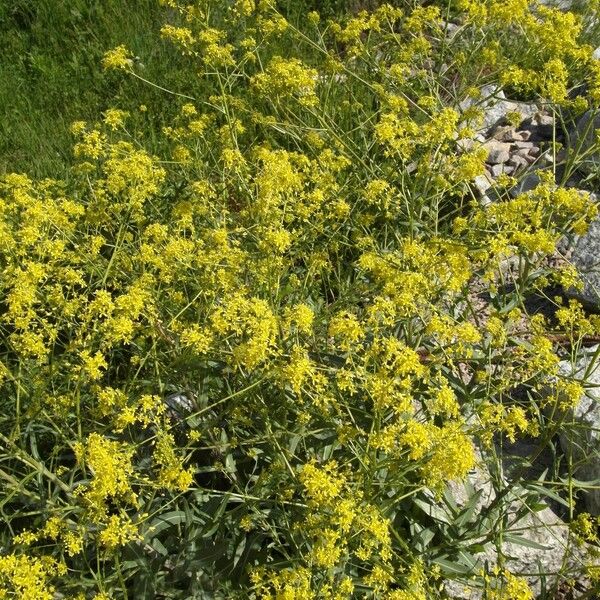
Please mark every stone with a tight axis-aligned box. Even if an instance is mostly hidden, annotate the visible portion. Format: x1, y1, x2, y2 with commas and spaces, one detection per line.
507, 155, 530, 171
538, 0, 573, 8
516, 148, 539, 163
493, 125, 518, 142
164, 391, 194, 422
520, 112, 555, 143
511, 150, 527, 160
509, 172, 542, 197
484, 140, 511, 164
568, 109, 600, 174
512, 140, 535, 150
490, 163, 505, 177
459, 85, 538, 134
457, 138, 475, 152
441, 20, 460, 38
556, 346, 600, 515
473, 171, 494, 207
594, 47, 600, 61
537, 149, 555, 166
513, 148, 533, 160
474, 172, 493, 192
565, 198, 600, 308
534, 113, 555, 127
439, 447, 598, 598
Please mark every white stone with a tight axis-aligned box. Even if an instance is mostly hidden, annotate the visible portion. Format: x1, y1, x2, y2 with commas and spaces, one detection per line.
557, 346, 600, 515
565, 194, 600, 307
484, 140, 511, 164
459, 86, 538, 134
491, 163, 505, 177
473, 173, 493, 197
439, 448, 598, 598
538, 0, 573, 8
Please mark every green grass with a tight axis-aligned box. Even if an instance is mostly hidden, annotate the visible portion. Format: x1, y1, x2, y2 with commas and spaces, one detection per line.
0, 0, 363, 179
0, 0, 192, 178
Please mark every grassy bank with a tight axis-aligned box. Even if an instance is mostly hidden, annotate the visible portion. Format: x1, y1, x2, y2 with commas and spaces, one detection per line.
0, 0, 188, 177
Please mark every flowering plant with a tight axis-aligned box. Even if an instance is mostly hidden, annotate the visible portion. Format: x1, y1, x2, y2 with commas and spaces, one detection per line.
1, 1, 600, 598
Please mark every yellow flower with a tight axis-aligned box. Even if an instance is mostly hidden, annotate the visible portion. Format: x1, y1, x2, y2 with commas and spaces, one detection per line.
101, 45, 133, 70
0, 554, 56, 600
299, 460, 346, 506
328, 311, 364, 351
98, 514, 140, 550
80, 350, 107, 381
251, 57, 319, 106
103, 108, 129, 130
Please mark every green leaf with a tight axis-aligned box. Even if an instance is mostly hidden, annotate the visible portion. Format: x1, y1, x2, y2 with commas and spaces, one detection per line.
503, 533, 551, 550
433, 557, 475, 575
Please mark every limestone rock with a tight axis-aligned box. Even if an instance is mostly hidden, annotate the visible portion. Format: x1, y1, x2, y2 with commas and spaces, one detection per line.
538, 0, 573, 9
484, 140, 511, 164
439, 449, 598, 598
490, 163, 506, 177
507, 154, 532, 172
459, 85, 538, 135
509, 172, 542, 198
493, 125, 518, 142
557, 346, 600, 515
568, 109, 600, 174
519, 112, 555, 143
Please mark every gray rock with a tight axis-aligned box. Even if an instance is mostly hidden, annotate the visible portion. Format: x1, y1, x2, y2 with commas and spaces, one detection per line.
538, 0, 573, 9
509, 172, 542, 197
484, 140, 511, 164
491, 164, 505, 177
473, 173, 493, 196
557, 346, 600, 515
537, 149, 555, 166
460, 86, 538, 135
520, 112, 556, 143
513, 148, 535, 162
441, 20, 460, 38
457, 138, 475, 152
568, 109, 600, 174
593, 47, 600, 61
164, 391, 194, 422
565, 201, 600, 307
440, 448, 598, 598
507, 154, 531, 171
535, 113, 555, 127
493, 125, 518, 142
512, 140, 535, 150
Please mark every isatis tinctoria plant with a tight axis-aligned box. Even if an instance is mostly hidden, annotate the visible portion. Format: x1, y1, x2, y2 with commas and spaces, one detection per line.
1, 0, 600, 598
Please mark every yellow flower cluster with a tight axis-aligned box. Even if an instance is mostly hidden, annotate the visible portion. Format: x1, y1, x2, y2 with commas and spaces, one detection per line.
101, 45, 133, 70
0, 554, 62, 600
251, 57, 319, 107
